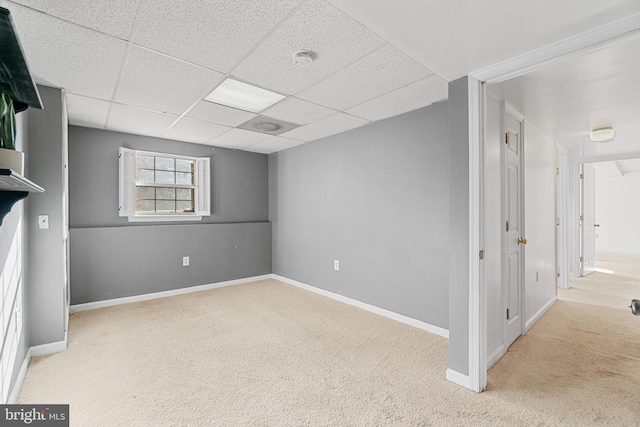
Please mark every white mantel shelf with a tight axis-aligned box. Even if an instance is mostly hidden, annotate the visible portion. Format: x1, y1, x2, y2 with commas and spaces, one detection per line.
0, 169, 44, 193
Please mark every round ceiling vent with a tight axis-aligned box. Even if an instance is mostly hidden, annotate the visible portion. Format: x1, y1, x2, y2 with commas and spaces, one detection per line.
255, 122, 281, 132
293, 50, 315, 66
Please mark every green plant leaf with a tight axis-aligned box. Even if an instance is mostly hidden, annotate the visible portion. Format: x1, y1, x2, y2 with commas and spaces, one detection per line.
0, 91, 7, 149
1, 90, 16, 150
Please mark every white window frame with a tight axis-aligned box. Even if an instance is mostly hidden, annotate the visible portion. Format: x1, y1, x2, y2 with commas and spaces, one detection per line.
119, 147, 211, 222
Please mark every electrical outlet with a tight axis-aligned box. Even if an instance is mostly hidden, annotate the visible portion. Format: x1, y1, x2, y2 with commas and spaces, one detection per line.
37, 214, 49, 229
183, 256, 190, 267
334, 259, 340, 271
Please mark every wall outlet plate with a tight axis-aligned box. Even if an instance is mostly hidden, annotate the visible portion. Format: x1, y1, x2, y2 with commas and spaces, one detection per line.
182, 256, 189, 267
37, 214, 49, 229
333, 259, 340, 271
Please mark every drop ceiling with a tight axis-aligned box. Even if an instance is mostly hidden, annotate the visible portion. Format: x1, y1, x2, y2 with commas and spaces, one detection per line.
2, 0, 640, 156
2, 0, 447, 154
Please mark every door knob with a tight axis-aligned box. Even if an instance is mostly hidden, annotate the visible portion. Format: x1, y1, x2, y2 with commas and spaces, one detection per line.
594, 224, 600, 227
517, 237, 528, 245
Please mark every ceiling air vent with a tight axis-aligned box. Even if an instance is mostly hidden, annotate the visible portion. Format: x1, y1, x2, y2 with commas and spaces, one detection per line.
238, 115, 300, 136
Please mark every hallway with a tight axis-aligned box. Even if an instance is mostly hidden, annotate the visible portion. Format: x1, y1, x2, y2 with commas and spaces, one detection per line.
485, 252, 640, 425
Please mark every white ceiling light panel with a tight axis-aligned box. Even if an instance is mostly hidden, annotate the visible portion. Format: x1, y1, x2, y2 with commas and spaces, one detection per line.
205, 78, 286, 113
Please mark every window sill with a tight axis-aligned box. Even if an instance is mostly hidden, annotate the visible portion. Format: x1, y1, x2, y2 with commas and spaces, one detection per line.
127, 215, 204, 223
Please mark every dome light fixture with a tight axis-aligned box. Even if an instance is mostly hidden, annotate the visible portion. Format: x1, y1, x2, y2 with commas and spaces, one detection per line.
589, 127, 616, 142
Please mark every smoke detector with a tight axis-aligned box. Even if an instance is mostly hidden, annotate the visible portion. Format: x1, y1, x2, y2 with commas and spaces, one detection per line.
293, 50, 315, 66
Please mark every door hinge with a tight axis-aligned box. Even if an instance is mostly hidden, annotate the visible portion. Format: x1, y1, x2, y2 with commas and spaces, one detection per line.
506, 221, 509, 232
579, 214, 584, 221
580, 256, 584, 263
479, 250, 484, 260
557, 268, 561, 278
580, 173, 584, 179
506, 308, 510, 320
556, 167, 559, 176
556, 218, 560, 226
505, 132, 509, 145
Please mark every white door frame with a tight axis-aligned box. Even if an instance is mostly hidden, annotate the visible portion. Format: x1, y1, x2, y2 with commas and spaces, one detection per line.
465, 13, 640, 393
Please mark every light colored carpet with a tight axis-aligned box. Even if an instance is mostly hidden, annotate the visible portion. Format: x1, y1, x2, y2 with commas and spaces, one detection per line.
18, 273, 640, 426
595, 251, 640, 281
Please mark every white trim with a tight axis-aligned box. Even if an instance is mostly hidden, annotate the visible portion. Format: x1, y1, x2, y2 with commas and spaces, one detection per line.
31, 339, 67, 358
273, 275, 449, 339
70, 275, 273, 312
8, 348, 32, 404
467, 76, 486, 393
473, 12, 640, 83
446, 368, 470, 389
487, 344, 506, 370
127, 215, 203, 223
556, 146, 570, 290
525, 296, 558, 332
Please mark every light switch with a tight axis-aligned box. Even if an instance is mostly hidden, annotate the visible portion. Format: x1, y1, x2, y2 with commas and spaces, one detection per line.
37, 215, 49, 229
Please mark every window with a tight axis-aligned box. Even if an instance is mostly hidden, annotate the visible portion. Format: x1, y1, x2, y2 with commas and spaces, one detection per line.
119, 147, 210, 222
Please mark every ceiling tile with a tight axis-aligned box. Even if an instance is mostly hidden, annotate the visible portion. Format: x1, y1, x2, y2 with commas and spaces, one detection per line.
244, 136, 306, 154
298, 44, 434, 110
115, 46, 225, 115
107, 104, 178, 137
262, 97, 336, 125
131, 0, 300, 73
65, 94, 110, 129
280, 112, 369, 142
186, 101, 257, 127
346, 75, 448, 122
208, 128, 272, 150
8, 6, 127, 101
161, 118, 230, 145
232, 0, 385, 95
10, 0, 140, 39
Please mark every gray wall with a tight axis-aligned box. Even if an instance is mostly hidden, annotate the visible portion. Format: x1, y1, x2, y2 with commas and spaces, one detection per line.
26, 85, 67, 347
447, 77, 470, 376
68, 126, 268, 228
70, 223, 271, 304
269, 103, 450, 329
68, 126, 271, 304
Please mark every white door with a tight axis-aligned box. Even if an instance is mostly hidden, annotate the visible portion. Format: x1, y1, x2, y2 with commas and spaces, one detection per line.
504, 107, 525, 348
580, 164, 596, 276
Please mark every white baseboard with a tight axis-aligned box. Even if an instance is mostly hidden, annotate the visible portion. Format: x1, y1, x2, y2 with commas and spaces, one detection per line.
487, 344, 506, 369
8, 333, 69, 403
446, 368, 470, 389
8, 349, 32, 404
525, 296, 558, 332
70, 274, 273, 313
272, 274, 449, 339
31, 339, 67, 357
